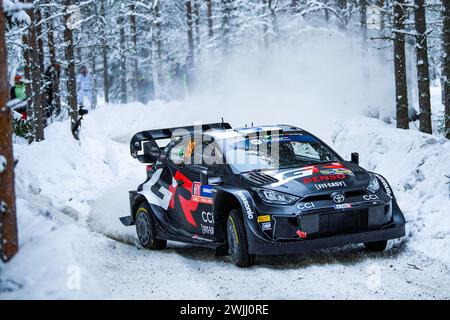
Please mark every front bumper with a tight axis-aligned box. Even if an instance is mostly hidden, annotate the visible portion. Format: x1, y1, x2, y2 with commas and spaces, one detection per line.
247, 203, 405, 255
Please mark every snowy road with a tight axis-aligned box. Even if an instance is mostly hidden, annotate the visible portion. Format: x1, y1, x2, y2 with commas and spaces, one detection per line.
93, 229, 450, 299
84, 134, 450, 300
2, 102, 449, 299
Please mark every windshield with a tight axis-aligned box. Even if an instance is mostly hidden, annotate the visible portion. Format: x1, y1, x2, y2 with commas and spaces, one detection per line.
221, 133, 340, 173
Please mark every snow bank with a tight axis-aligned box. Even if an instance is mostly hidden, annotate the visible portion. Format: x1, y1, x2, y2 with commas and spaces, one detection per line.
0, 199, 109, 299
333, 117, 450, 264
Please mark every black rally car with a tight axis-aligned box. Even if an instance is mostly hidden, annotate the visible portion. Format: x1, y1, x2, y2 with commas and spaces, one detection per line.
120, 123, 405, 267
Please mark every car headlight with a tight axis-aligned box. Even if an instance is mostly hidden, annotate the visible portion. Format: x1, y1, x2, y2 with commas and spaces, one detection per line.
256, 189, 299, 205
366, 174, 380, 194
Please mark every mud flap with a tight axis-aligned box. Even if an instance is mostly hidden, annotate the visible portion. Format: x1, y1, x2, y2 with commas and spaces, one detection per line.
119, 216, 134, 226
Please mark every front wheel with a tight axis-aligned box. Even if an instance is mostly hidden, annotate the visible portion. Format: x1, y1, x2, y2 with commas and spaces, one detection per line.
364, 240, 388, 252
227, 210, 254, 267
135, 202, 167, 250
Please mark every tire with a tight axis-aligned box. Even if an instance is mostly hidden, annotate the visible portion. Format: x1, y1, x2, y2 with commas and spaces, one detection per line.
214, 245, 229, 257
135, 202, 167, 250
226, 209, 254, 267
364, 240, 388, 252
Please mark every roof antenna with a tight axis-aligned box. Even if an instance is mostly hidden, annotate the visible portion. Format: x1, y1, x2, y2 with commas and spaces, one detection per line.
221, 117, 224, 128
251, 122, 254, 127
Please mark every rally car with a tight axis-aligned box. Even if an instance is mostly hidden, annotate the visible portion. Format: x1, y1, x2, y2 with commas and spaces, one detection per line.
120, 123, 405, 267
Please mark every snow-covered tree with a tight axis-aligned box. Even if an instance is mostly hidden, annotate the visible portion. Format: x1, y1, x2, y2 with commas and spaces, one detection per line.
0, 0, 19, 262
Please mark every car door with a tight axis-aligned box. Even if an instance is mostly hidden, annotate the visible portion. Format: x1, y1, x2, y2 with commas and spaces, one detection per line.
166, 137, 215, 238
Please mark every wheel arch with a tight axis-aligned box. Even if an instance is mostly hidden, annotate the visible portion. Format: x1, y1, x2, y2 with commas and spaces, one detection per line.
130, 192, 149, 221
213, 188, 267, 246
213, 190, 241, 242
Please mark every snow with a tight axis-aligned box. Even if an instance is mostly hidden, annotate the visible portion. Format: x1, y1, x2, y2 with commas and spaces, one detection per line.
0, 199, 109, 299
0, 201, 6, 214
2, 0, 31, 26
332, 117, 450, 264
0, 155, 6, 174
1, 96, 449, 299
0, 33, 449, 299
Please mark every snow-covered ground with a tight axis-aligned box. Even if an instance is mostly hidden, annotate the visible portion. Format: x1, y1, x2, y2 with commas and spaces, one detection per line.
0, 95, 449, 299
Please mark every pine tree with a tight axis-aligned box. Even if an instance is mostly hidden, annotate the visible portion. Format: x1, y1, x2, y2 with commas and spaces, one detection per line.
186, 1, 195, 61
393, 0, 410, 129
130, 4, 139, 102
43, 0, 61, 116
414, 0, 432, 134
118, 14, 127, 104
100, 0, 110, 103
443, 0, 450, 139
64, 0, 79, 139
0, 0, 19, 262
206, 0, 214, 39
28, 3, 45, 141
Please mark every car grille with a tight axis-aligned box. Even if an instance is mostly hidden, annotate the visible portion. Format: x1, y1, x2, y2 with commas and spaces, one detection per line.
318, 209, 369, 236
301, 190, 366, 202
241, 172, 279, 186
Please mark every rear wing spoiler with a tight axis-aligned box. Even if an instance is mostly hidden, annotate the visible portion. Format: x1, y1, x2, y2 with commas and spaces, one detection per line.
130, 122, 232, 163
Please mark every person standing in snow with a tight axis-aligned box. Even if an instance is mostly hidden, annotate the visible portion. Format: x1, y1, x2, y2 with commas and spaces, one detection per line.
76, 66, 93, 108
10, 75, 27, 119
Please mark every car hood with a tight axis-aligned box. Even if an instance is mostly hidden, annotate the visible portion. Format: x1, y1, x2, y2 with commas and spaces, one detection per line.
242, 162, 371, 196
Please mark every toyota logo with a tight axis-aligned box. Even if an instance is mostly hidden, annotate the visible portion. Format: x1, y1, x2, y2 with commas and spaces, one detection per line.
332, 193, 345, 204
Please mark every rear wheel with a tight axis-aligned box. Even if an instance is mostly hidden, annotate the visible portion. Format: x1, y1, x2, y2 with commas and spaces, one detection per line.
227, 210, 254, 267
135, 202, 167, 250
364, 240, 388, 252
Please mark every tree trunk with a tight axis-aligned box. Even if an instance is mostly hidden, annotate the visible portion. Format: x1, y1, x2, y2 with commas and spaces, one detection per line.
28, 5, 45, 141
291, 0, 298, 15
393, 0, 409, 129
221, 0, 233, 50
360, 0, 368, 47
36, 8, 47, 124
64, 0, 79, 139
414, 0, 432, 134
377, 0, 385, 32
44, 0, 61, 116
442, 0, 450, 139
152, 0, 162, 99
0, 0, 19, 262
100, 0, 109, 103
186, 1, 195, 61
22, 33, 34, 142
118, 17, 127, 104
206, 0, 214, 39
36, 9, 45, 75
359, 0, 370, 93
262, 0, 269, 48
193, 0, 200, 49
102, 46, 109, 103
268, 0, 279, 38
130, 4, 139, 102
337, 0, 348, 31
91, 47, 97, 109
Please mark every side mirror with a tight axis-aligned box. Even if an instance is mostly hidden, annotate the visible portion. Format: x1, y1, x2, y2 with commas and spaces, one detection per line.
200, 169, 223, 186
200, 170, 209, 185
351, 152, 359, 165
131, 139, 161, 164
